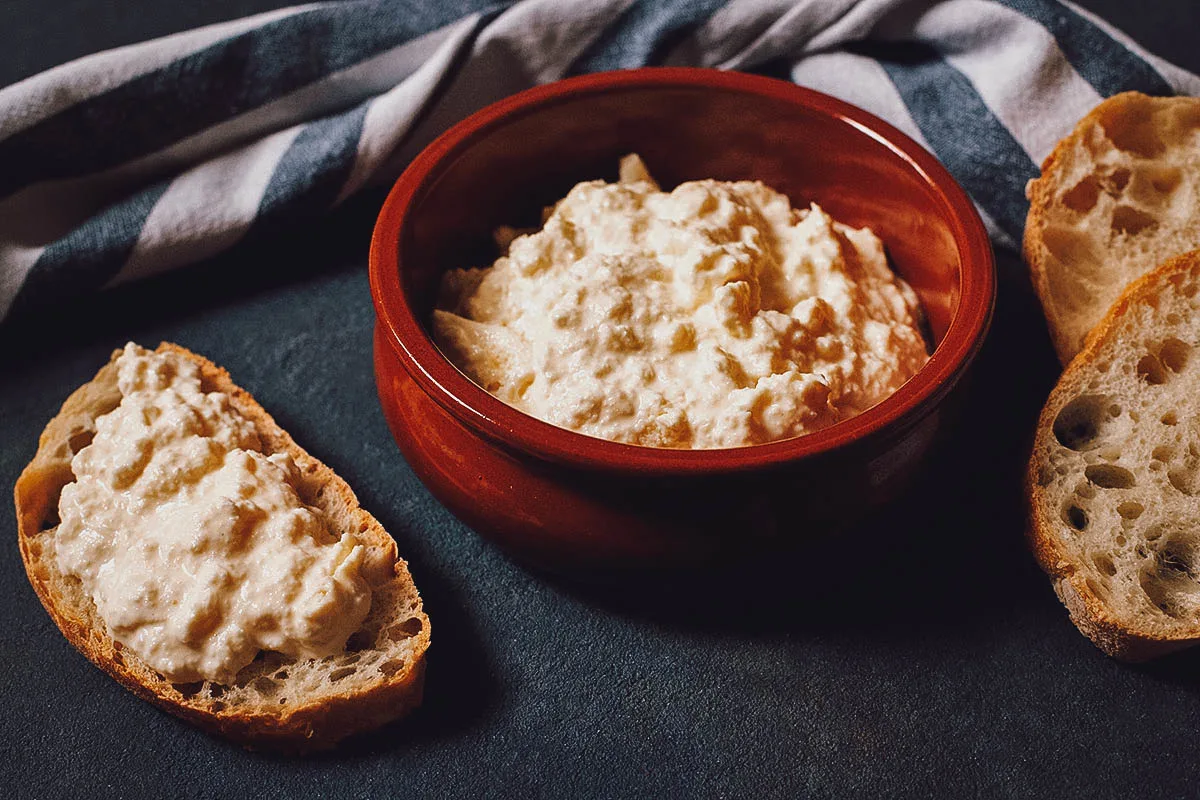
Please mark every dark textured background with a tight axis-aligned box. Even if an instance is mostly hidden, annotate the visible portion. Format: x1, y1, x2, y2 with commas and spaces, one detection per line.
2, 2, 1199, 797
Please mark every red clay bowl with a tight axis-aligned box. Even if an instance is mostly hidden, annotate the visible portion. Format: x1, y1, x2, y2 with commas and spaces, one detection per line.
369, 67, 994, 571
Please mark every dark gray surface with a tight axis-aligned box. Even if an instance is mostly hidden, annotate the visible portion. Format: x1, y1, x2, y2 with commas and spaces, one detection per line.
3, 2, 1200, 798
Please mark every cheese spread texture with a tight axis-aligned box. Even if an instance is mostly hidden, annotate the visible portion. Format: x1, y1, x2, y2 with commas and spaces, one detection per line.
53, 344, 372, 684
433, 155, 929, 449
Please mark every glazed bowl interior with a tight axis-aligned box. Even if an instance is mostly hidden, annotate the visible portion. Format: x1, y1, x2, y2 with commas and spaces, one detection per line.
375, 69, 993, 472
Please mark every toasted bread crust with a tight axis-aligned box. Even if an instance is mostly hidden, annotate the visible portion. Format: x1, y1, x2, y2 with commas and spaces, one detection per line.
1026, 250, 1200, 661
1024, 92, 1200, 365
1023, 104, 1083, 365
15, 343, 430, 751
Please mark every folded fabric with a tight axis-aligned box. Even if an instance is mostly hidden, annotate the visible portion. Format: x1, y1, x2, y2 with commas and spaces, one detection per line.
1, 0, 1196, 322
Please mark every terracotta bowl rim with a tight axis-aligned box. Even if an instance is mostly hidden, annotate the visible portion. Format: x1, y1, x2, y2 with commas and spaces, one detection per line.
370, 66, 995, 476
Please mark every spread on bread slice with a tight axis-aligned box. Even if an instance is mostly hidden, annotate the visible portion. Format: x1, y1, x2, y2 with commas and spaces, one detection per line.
1024, 92, 1200, 365
1028, 250, 1200, 660
14, 342, 430, 751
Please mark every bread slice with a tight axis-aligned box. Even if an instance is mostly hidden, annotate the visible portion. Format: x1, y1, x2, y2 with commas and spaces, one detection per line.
14, 343, 430, 751
1024, 92, 1200, 364
1028, 249, 1200, 660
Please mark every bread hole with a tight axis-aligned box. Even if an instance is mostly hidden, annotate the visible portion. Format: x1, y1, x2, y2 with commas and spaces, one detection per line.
1147, 165, 1182, 196
1116, 534, 1127, 546
1104, 167, 1132, 193
345, 631, 372, 652
1152, 445, 1175, 462
1052, 394, 1110, 451
1163, 411, 1179, 426
67, 429, 94, 454
1086, 577, 1107, 598
1167, 313, 1182, 326
1062, 503, 1089, 531
1139, 569, 1183, 618
1084, 464, 1135, 489
1099, 102, 1164, 157
41, 508, 61, 530
1042, 225, 1101, 267
1138, 524, 1200, 609
1075, 481, 1096, 500
209, 684, 226, 698
1168, 465, 1200, 496
1117, 501, 1144, 520
273, 670, 289, 680
1137, 354, 1168, 385
173, 682, 204, 698
378, 658, 405, 677
329, 667, 356, 683
210, 701, 226, 713
1160, 442, 1200, 496
1159, 337, 1190, 373
252, 677, 278, 696
339, 653, 362, 666
1061, 175, 1101, 212
1157, 535, 1199, 579
1107, 404, 1122, 418
1099, 445, 1123, 461
1093, 553, 1118, 577
279, 697, 287, 705
1111, 205, 1158, 236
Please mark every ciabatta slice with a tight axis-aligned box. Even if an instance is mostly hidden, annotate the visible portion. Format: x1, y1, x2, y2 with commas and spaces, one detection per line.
14, 343, 430, 751
1029, 250, 1200, 660
1024, 92, 1200, 364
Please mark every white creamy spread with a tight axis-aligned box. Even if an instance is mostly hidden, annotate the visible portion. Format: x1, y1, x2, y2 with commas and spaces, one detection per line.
53, 344, 372, 684
432, 155, 930, 449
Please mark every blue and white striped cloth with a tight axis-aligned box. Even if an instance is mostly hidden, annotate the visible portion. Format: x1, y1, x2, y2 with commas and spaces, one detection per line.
1, 0, 1196, 322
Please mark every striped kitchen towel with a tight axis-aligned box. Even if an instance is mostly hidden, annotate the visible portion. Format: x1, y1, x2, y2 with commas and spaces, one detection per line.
1, 0, 1197, 322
